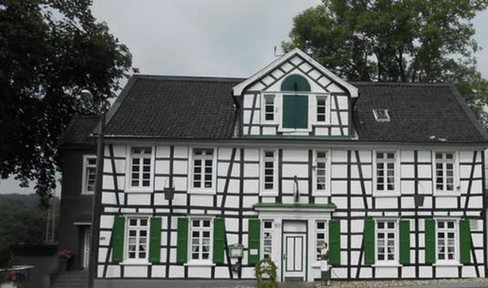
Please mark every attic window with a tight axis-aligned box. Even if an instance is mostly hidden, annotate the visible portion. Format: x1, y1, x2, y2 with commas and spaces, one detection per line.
373, 109, 390, 122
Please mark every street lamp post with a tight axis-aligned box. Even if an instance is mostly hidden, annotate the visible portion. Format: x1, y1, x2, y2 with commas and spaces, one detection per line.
86, 90, 106, 288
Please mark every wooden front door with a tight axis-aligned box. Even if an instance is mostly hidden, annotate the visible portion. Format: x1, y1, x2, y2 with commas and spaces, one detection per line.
282, 221, 307, 281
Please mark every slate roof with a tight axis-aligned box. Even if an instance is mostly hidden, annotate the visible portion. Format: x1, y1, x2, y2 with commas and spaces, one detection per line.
62, 75, 488, 144
352, 82, 488, 143
104, 75, 241, 139
59, 115, 99, 146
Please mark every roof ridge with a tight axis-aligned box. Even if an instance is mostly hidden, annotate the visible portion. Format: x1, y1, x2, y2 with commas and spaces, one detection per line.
134, 74, 246, 83
352, 81, 450, 87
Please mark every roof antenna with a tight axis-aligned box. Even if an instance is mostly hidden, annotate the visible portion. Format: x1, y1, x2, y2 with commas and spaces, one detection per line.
305, 40, 314, 57
274, 46, 284, 57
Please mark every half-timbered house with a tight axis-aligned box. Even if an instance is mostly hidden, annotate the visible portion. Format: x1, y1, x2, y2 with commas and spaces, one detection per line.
61, 48, 488, 286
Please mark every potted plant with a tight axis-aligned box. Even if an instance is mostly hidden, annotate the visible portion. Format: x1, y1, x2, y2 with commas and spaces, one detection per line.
58, 250, 74, 272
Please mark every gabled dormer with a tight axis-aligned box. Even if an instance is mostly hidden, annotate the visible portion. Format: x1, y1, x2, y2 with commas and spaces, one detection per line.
233, 48, 357, 137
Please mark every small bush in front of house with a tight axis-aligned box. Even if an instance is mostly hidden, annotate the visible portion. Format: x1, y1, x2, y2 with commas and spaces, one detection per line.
255, 255, 277, 288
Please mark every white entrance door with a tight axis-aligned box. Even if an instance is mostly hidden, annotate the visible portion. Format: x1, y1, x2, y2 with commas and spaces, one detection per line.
282, 221, 307, 281
82, 227, 91, 269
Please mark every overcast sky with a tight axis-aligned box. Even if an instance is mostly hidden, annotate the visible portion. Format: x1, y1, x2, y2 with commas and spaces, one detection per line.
2, 0, 488, 195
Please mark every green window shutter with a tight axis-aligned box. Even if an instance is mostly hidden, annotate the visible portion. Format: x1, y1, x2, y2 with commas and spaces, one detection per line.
112, 216, 125, 264
248, 219, 260, 265
425, 219, 436, 264
294, 96, 308, 129
213, 217, 225, 264
149, 217, 162, 263
364, 219, 375, 265
283, 95, 296, 129
176, 217, 188, 264
460, 220, 471, 264
399, 220, 410, 264
328, 220, 341, 265
282, 95, 308, 129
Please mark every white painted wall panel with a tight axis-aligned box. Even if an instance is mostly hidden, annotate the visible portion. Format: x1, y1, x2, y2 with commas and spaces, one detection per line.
152, 265, 165, 278
172, 161, 187, 175
156, 146, 170, 158
173, 177, 187, 191
174, 146, 188, 158
282, 163, 308, 178
124, 265, 148, 278
401, 151, 414, 162
262, 127, 277, 135
126, 193, 151, 205
282, 149, 308, 161
436, 266, 458, 278
243, 94, 254, 109
155, 160, 169, 175
314, 127, 329, 135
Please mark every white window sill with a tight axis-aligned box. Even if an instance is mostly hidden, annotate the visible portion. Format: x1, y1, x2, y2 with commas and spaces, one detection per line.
184, 261, 215, 267
81, 192, 94, 196
433, 191, 461, 197
374, 192, 400, 198
372, 262, 402, 268
262, 121, 279, 125
433, 262, 462, 267
120, 261, 150, 266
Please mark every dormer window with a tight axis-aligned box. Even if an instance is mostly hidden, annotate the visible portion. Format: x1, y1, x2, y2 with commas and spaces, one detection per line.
264, 94, 275, 122
316, 96, 327, 122
373, 109, 390, 122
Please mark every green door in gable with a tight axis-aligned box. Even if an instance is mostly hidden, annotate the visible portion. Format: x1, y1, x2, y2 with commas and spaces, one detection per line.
283, 95, 308, 129
281, 74, 310, 129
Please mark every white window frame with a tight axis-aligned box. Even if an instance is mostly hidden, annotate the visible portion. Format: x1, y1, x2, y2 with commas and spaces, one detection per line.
312, 94, 331, 125
125, 145, 155, 192
433, 151, 459, 196
262, 220, 274, 258
188, 147, 217, 194
188, 217, 213, 264
261, 94, 277, 124
375, 219, 399, 265
124, 216, 150, 264
312, 150, 331, 196
315, 220, 328, 262
372, 109, 390, 122
260, 149, 278, 196
81, 155, 97, 195
373, 150, 400, 197
435, 218, 459, 264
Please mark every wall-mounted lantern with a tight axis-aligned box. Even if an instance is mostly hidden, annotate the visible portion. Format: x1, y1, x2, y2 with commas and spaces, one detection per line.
163, 186, 175, 201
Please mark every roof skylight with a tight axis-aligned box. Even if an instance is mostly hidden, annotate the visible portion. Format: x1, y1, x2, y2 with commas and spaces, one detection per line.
373, 109, 390, 122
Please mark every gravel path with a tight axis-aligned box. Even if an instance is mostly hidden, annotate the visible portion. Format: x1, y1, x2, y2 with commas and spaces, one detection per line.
314, 278, 488, 288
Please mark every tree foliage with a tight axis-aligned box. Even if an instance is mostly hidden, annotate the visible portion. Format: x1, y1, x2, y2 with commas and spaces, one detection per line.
0, 0, 135, 206
283, 0, 488, 126
0, 194, 58, 267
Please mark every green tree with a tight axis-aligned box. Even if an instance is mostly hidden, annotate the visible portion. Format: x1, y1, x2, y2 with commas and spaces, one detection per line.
0, 0, 136, 206
283, 0, 488, 126
0, 194, 58, 267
